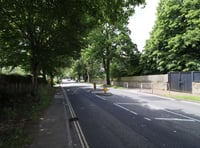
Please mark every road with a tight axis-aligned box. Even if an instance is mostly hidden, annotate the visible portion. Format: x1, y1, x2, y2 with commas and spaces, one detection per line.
62, 82, 200, 148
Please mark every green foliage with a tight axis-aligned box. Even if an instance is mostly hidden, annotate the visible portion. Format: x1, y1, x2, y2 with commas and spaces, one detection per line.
171, 95, 200, 102
82, 23, 141, 83
67, 0, 145, 83
0, 0, 114, 86
0, 0, 145, 87
30, 85, 54, 120
0, 122, 31, 148
142, 0, 200, 74
111, 34, 141, 78
82, 0, 145, 25
0, 0, 87, 90
0, 84, 54, 148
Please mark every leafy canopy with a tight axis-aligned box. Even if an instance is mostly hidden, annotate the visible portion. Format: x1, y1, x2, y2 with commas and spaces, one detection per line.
0, 0, 145, 86
143, 0, 200, 74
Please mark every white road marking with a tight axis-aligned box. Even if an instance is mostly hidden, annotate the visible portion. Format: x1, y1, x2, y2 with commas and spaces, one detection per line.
163, 109, 200, 123
114, 103, 138, 115
114, 102, 200, 123
95, 95, 106, 101
144, 104, 163, 110
154, 117, 195, 122
144, 117, 152, 121
129, 110, 138, 115
118, 102, 163, 110
115, 103, 138, 105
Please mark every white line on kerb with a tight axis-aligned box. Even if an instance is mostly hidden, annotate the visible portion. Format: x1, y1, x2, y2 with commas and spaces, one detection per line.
114, 103, 138, 115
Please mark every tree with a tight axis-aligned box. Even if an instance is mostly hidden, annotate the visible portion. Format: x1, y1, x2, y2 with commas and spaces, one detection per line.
84, 0, 145, 84
84, 23, 139, 84
80, 48, 103, 82
110, 30, 141, 78
0, 0, 88, 93
143, 0, 200, 74
0, 0, 145, 91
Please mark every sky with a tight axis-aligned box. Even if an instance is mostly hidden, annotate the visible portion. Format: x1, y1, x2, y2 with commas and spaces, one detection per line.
128, 0, 159, 51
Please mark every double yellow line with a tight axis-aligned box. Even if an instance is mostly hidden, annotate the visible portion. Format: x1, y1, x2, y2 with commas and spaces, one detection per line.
62, 87, 90, 148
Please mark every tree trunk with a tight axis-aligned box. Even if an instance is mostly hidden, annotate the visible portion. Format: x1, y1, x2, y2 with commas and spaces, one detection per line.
83, 74, 86, 82
87, 70, 93, 83
103, 57, 111, 85
78, 74, 81, 82
106, 59, 111, 85
32, 61, 39, 96
87, 72, 90, 83
50, 73, 54, 87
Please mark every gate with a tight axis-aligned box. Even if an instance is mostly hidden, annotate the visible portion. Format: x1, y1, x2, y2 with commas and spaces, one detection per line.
168, 72, 193, 92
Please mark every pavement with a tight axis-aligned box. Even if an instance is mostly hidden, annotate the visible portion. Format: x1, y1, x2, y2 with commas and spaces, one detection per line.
30, 87, 72, 148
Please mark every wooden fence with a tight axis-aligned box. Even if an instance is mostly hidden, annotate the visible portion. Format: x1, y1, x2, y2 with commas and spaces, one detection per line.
0, 74, 46, 94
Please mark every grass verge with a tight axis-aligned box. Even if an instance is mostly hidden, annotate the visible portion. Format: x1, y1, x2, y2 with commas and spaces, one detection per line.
170, 95, 200, 102
0, 85, 54, 148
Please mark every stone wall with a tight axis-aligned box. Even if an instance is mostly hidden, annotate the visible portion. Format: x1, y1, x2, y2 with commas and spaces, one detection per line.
93, 74, 200, 94
112, 74, 168, 90
192, 82, 200, 94
92, 79, 106, 84
118, 74, 168, 83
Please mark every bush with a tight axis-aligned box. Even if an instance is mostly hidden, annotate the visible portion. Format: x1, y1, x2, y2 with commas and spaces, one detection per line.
0, 85, 54, 148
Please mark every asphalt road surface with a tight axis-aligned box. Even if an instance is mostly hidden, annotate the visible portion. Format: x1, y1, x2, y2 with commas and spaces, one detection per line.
62, 82, 200, 148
